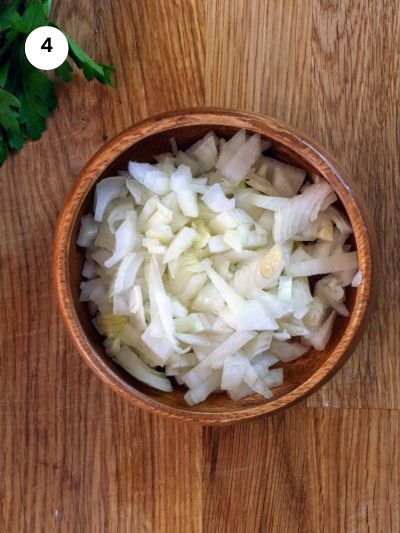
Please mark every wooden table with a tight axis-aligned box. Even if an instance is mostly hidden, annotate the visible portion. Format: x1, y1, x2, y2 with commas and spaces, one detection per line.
1, 1, 399, 531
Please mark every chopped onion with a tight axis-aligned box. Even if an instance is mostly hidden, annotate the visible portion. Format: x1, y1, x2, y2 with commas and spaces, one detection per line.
104, 213, 138, 268
315, 275, 349, 316
257, 156, 306, 196
94, 176, 126, 222
263, 368, 283, 388
351, 270, 363, 287
95, 220, 115, 251
110, 252, 145, 295
175, 151, 200, 177
221, 353, 251, 390
286, 252, 358, 277
115, 346, 173, 392
237, 189, 289, 211
129, 285, 147, 331
174, 313, 210, 334
216, 129, 246, 170
82, 258, 97, 279
178, 273, 207, 304
163, 227, 198, 263
77, 214, 98, 247
273, 181, 333, 243
245, 173, 278, 196
191, 283, 225, 313
217, 133, 264, 184
128, 162, 170, 195
202, 183, 235, 212
270, 340, 309, 362
184, 370, 222, 406
182, 331, 256, 388
126, 178, 149, 205
170, 165, 198, 217
208, 208, 254, 234
304, 311, 337, 350
187, 133, 218, 172
107, 198, 136, 233
79, 130, 358, 405
242, 331, 273, 359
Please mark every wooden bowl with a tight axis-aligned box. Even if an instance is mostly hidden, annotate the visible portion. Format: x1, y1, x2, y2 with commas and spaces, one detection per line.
53, 108, 375, 425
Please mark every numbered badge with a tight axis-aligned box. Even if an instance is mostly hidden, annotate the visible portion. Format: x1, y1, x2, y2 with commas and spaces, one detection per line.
25, 26, 69, 70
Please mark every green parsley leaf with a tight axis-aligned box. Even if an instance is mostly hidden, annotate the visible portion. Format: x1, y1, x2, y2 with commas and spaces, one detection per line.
0, 59, 10, 87
54, 59, 73, 82
0, 87, 21, 132
18, 46, 56, 140
0, 1, 22, 33
42, 0, 52, 16
17, 3, 47, 33
0, 0, 115, 166
6, 125, 26, 151
0, 129, 8, 166
64, 33, 116, 85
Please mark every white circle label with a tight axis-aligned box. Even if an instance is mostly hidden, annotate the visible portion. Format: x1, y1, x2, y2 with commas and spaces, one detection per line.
25, 26, 69, 70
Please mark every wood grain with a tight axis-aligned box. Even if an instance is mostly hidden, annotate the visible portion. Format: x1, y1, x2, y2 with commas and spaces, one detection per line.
1, 0, 398, 531
205, 0, 312, 130
203, 405, 400, 533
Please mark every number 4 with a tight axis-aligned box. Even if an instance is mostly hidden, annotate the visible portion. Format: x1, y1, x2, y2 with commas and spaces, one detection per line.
41, 37, 53, 52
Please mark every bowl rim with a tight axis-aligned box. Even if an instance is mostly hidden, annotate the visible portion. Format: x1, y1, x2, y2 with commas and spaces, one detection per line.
52, 107, 375, 425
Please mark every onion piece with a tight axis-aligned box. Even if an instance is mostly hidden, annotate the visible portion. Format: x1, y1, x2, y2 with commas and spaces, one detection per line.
315, 275, 349, 316
187, 133, 218, 172
141, 255, 182, 360
107, 198, 136, 233
170, 164, 198, 217
82, 259, 97, 279
184, 370, 222, 406
285, 252, 358, 277
174, 313, 210, 334
221, 353, 251, 390
208, 208, 254, 234
104, 213, 138, 268
77, 214, 98, 247
352, 270, 363, 287
242, 331, 273, 359
216, 129, 246, 170
270, 340, 309, 362
94, 176, 126, 222
178, 273, 207, 304
256, 156, 306, 197
273, 181, 333, 243
95, 220, 115, 251
218, 133, 265, 184
129, 285, 147, 331
182, 331, 256, 388
126, 178, 149, 205
175, 151, 201, 177
206, 266, 278, 331
114, 346, 173, 392
171, 298, 188, 318
236, 189, 289, 211
202, 183, 235, 212
163, 227, 198, 264
304, 311, 337, 350
263, 368, 283, 388
128, 162, 170, 195
191, 283, 225, 314
110, 252, 145, 295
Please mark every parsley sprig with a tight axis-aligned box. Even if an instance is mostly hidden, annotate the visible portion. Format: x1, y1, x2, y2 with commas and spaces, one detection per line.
0, 0, 115, 165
